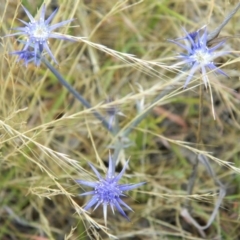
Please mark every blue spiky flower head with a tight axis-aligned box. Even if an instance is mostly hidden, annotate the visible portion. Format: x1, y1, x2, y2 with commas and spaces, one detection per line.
10, 49, 41, 66
76, 155, 145, 223
169, 26, 227, 88
7, 4, 73, 64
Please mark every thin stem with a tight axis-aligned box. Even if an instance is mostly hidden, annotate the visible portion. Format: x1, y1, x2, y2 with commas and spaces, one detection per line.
197, 84, 203, 145
42, 58, 111, 132
181, 154, 226, 237
207, 2, 240, 43
123, 86, 174, 137
110, 86, 174, 174
111, 138, 122, 172
111, 114, 121, 172
185, 83, 203, 210
110, 86, 175, 173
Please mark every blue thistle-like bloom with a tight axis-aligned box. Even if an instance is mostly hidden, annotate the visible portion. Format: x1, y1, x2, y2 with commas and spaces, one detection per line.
169, 26, 227, 88
76, 155, 145, 223
7, 4, 73, 64
10, 48, 41, 66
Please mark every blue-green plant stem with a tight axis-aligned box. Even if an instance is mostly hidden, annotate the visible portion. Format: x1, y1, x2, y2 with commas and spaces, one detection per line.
42, 58, 111, 132
123, 86, 173, 138
185, 84, 203, 211
111, 86, 174, 172
207, 2, 240, 43
111, 114, 121, 172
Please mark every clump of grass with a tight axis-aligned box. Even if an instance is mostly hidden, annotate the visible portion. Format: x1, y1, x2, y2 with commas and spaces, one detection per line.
1, 0, 240, 239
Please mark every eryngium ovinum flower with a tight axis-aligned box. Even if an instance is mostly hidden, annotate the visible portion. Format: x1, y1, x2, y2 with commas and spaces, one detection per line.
10, 49, 41, 66
76, 155, 145, 223
7, 4, 73, 65
169, 26, 227, 88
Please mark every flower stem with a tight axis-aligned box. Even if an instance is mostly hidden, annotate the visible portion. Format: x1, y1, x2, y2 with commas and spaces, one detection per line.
42, 58, 111, 132
123, 86, 173, 137
185, 83, 203, 210
207, 2, 240, 43
111, 86, 174, 172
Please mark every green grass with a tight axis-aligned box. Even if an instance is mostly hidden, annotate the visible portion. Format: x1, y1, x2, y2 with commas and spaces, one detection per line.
1, 0, 240, 239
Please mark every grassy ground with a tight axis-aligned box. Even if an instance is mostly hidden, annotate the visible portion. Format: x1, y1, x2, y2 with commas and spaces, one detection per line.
1, 0, 240, 239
